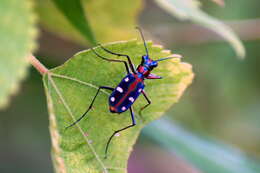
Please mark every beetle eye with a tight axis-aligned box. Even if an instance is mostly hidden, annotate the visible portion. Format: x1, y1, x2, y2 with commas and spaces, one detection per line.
151, 61, 158, 67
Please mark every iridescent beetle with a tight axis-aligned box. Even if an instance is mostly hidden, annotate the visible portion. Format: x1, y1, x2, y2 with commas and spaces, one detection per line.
66, 27, 181, 158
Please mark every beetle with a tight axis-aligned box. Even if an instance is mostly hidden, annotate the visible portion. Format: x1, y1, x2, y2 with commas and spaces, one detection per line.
66, 27, 181, 158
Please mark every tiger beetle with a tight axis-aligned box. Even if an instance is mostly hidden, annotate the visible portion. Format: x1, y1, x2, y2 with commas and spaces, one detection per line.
66, 27, 181, 159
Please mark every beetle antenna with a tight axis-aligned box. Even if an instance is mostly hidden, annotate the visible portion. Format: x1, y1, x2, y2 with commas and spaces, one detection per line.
155, 57, 173, 62
155, 54, 183, 62
136, 26, 149, 56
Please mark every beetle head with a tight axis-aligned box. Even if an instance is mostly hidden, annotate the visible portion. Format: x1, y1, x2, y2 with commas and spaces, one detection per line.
141, 55, 158, 70
137, 55, 173, 79
135, 27, 180, 79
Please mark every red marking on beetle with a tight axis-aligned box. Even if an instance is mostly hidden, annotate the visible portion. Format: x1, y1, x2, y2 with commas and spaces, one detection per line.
110, 106, 116, 111
143, 70, 149, 76
114, 75, 143, 109
138, 66, 145, 73
133, 74, 143, 82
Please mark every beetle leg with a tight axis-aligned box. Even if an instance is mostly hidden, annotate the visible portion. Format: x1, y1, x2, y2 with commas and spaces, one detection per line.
98, 44, 137, 74
104, 106, 136, 159
92, 48, 130, 74
65, 86, 114, 129
138, 90, 151, 119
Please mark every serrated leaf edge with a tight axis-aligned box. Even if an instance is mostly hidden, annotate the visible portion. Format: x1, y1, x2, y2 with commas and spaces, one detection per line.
0, 0, 38, 109
44, 81, 66, 173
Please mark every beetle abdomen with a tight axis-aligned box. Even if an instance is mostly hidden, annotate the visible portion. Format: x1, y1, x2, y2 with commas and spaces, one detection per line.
109, 73, 144, 113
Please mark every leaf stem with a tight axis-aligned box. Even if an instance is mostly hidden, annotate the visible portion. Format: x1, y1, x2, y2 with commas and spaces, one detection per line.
28, 54, 49, 75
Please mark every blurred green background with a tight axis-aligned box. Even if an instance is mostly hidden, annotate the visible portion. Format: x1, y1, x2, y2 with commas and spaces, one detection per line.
1, 0, 260, 172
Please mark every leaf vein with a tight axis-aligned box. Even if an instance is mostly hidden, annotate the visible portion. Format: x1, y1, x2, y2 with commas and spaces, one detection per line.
51, 73, 110, 95
47, 73, 109, 173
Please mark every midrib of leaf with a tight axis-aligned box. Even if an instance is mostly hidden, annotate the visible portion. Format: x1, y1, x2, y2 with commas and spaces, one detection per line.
46, 73, 110, 173
46, 73, 128, 172
50, 73, 110, 96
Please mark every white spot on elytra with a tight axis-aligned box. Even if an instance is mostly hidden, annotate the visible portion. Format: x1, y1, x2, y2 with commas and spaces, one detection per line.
110, 97, 115, 102
124, 77, 129, 82
121, 106, 126, 111
129, 97, 134, 102
116, 87, 123, 93
138, 88, 142, 93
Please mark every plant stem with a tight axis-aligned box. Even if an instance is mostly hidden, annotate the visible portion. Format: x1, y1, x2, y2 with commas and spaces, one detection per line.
28, 54, 49, 75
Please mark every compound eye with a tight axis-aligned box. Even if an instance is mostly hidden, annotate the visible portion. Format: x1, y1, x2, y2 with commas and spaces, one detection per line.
141, 55, 149, 65
151, 61, 158, 67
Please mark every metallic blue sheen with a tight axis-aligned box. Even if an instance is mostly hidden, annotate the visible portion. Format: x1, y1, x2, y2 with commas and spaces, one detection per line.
109, 73, 145, 113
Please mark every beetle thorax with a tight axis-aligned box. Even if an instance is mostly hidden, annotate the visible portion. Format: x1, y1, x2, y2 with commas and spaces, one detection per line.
137, 65, 151, 77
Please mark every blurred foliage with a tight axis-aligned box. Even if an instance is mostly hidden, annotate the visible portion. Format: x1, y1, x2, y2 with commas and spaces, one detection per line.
43, 41, 193, 173
35, 0, 142, 44
0, 0, 37, 109
0, 0, 260, 172
200, 0, 260, 19
144, 119, 260, 173
171, 41, 260, 156
154, 0, 245, 58
0, 66, 52, 173
52, 0, 96, 44
165, 0, 260, 157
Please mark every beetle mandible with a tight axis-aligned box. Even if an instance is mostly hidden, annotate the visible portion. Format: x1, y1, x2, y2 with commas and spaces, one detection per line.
66, 27, 181, 158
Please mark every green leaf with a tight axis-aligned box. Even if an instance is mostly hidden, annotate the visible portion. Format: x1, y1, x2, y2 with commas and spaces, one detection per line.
144, 118, 260, 173
0, 0, 37, 109
35, 0, 142, 44
43, 40, 193, 172
154, 0, 246, 59
52, 0, 96, 45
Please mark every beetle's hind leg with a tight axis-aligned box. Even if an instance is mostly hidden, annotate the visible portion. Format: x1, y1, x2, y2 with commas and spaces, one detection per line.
98, 44, 136, 74
65, 86, 114, 129
92, 48, 130, 74
104, 106, 136, 159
